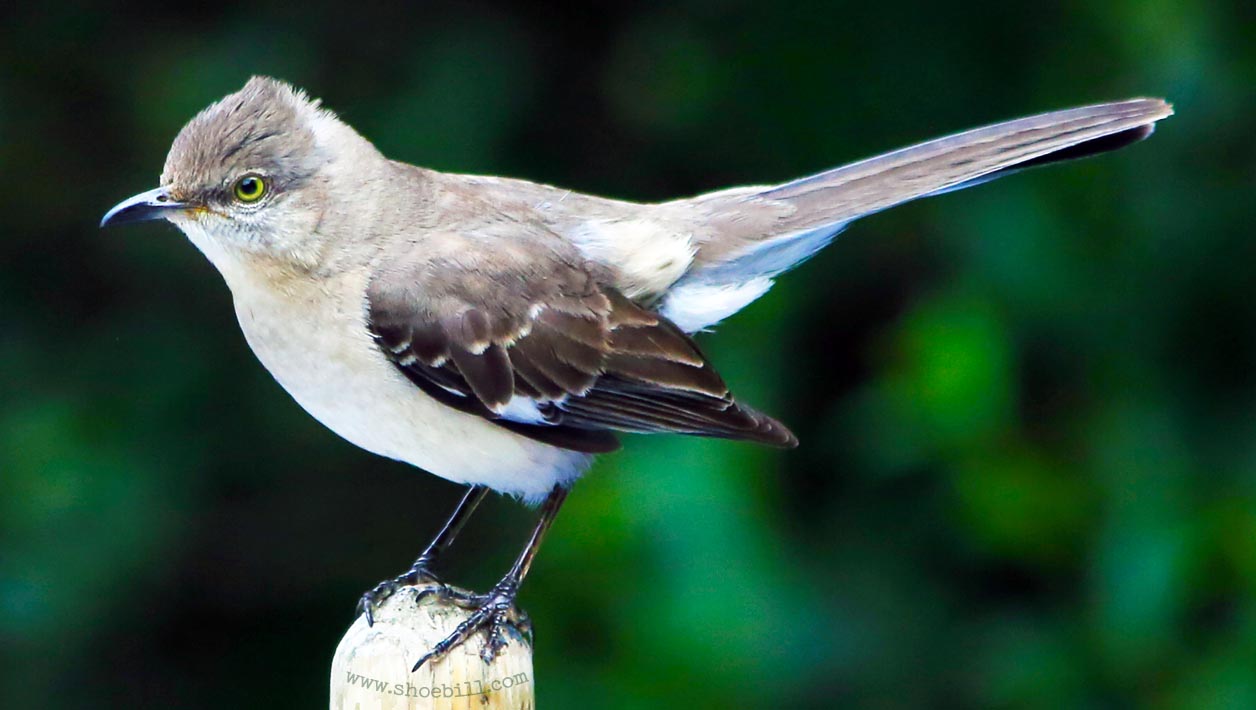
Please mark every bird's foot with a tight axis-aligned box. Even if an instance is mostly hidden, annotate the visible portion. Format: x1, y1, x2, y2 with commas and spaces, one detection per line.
356, 563, 442, 626
411, 579, 530, 670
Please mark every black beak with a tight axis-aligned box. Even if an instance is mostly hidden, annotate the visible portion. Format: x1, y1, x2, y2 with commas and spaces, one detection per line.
100, 188, 187, 228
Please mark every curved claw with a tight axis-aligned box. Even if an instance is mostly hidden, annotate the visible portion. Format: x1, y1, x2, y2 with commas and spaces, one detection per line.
358, 567, 444, 626
410, 582, 522, 671
357, 579, 397, 626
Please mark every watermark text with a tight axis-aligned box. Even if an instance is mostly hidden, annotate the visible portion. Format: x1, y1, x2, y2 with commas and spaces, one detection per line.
343, 670, 531, 699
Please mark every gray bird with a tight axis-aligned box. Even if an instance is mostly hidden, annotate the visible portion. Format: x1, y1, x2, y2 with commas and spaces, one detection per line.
101, 77, 1172, 667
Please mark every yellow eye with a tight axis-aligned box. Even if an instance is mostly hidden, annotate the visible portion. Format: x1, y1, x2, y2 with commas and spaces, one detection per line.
233, 175, 267, 203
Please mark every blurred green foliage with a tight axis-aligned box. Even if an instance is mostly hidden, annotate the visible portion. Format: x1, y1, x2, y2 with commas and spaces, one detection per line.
1, 1, 1253, 707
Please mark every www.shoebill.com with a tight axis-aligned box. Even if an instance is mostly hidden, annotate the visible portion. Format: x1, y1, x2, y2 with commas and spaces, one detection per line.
342, 670, 531, 699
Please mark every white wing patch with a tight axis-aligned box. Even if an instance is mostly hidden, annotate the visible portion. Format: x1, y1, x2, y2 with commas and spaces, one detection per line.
660, 277, 774, 333
498, 395, 554, 425
569, 218, 695, 299
658, 222, 849, 332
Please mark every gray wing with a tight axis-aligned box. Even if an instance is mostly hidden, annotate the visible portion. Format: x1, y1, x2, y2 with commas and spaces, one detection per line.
365, 234, 796, 454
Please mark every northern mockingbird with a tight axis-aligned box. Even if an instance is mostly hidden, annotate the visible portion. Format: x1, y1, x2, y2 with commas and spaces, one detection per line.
101, 77, 1171, 667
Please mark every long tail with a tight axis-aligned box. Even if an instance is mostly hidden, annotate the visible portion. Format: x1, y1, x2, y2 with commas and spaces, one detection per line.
659, 99, 1173, 331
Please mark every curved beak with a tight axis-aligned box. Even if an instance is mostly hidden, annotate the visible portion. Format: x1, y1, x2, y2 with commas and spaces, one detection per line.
100, 187, 187, 228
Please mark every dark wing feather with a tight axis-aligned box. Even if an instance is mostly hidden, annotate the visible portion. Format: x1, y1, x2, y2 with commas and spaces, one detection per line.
366, 243, 796, 454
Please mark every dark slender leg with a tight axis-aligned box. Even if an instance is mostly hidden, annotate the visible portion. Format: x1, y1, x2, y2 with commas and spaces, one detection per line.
412, 484, 570, 670
358, 485, 489, 625
401, 485, 490, 580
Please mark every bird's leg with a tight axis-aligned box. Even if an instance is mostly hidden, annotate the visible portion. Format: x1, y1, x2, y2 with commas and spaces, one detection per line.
395, 485, 490, 584
412, 484, 569, 670
357, 485, 489, 625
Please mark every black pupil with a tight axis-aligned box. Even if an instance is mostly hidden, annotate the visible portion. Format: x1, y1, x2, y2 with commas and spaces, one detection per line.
240, 178, 260, 196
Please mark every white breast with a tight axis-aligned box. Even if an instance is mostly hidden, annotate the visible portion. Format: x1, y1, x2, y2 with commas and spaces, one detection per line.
221, 262, 592, 503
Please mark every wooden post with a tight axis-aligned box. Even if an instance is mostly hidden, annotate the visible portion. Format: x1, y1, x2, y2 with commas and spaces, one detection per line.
330, 582, 535, 709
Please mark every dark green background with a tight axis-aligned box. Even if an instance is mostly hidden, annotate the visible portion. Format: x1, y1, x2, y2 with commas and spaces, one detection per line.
3, 1, 1253, 707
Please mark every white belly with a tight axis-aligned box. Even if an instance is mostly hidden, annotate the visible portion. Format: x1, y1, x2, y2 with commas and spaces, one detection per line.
228, 266, 592, 503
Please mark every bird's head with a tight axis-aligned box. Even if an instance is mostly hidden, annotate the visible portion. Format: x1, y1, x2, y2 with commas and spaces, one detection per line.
102, 77, 378, 275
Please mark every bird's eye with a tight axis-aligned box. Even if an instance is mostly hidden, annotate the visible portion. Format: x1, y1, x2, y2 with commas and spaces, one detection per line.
233, 175, 268, 203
